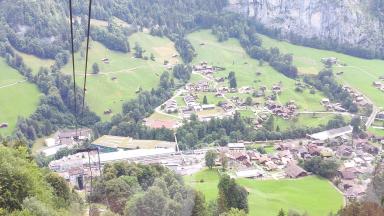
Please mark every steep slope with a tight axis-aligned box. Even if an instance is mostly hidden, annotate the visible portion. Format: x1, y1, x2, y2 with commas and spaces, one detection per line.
227, 0, 384, 58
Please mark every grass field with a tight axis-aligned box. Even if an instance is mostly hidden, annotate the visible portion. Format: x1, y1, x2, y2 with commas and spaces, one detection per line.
273, 113, 350, 131
146, 112, 180, 121
184, 169, 344, 216
15, 50, 55, 75
62, 32, 180, 120
187, 30, 325, 112
260, 34, 384, 108
0, 59, 41, 136
368, 127, 384, 136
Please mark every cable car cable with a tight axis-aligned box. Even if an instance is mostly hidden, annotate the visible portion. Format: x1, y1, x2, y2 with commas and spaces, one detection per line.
68, 0, 78, 137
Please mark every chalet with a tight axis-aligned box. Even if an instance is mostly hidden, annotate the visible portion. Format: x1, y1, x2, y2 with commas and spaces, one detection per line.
229, 88, 237, 93
247, 151, 261, 161
307, 143, 321, 156
362, 143, 379, 155
373, 81, 382, 87
0, 123, 8, 128
239, 86, 253, 94
219, 102, 233, 112
275, 143, 294, 151
285, 163, 308, 178
254, 90, 264, 97
215, 77, 225, 82
355, 96, 364, 102
228, 143, 246, 151
257, 155, 269, 164
320, 148, 334, 158
336, 145, 353, 158
215, 92, 223, 97
101, 58, 109, 64
104, 109, 112, 115
265, 161, 277, 171
236, 169, 263, 179
57, 128, 92, 145
271, 85, 281, 93
376, 112, 384, 120
321, 57, 337, 65
218, 87, 229, 93
345, 186, 366, 200
321, 98, 330, 105
298, 147, 310, 159
164, 100, 178, 113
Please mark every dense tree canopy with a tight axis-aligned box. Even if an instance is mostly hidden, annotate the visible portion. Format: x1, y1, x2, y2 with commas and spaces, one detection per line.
0, 144, 82, 215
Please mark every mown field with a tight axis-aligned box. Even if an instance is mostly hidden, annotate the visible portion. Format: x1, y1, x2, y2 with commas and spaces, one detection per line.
187, 30, 325, 112
15, 50, 55, 75
184, 169, 344, 216
273, 113, 351, 131
368, 127, 384, 137
0, 59, 41, 136
260, 34, 384, 108
62, 32, 180, 120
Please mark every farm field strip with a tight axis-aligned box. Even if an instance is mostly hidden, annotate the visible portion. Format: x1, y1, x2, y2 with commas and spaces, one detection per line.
184, 169, 344, 216
0, 59, 41, 136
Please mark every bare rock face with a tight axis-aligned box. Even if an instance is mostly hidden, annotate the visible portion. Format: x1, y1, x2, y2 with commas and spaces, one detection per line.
227, 0, 384, 54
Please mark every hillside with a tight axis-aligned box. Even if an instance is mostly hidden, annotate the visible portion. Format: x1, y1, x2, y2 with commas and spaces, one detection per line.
61, 32, 180, 120
0, 59, 40, 136
259, 34, 384, 109
227, 0, 384, 59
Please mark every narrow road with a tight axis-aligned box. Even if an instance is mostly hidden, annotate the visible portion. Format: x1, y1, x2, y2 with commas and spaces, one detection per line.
366, 107, 379, 128
154, 89, 183, 119
0, 80, 27, 89
297, 111, 359, 117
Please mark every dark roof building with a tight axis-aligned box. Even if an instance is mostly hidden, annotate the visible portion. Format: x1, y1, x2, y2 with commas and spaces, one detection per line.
285, 163, 308, 178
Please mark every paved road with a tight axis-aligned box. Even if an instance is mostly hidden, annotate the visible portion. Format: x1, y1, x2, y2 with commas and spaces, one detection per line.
339, 83, 379, 128
154, 88, 183, 119
366, 106, 380, 128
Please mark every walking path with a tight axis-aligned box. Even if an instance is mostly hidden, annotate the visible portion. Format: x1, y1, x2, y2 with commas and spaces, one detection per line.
0, 80, 26, 89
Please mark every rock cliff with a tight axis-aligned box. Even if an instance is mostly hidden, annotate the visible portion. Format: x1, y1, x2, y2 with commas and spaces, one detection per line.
227, 0, 384, 54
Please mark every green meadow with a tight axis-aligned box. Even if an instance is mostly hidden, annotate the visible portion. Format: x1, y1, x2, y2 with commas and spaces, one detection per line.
273, 113, 350, 131
184, 169, 344, 216
0, 59, 41, 136
187, 30, 325, 112
260, 34, 384, 108
62, 32, 180, 120
368, 127, 384, 136
15, 50, 55, 75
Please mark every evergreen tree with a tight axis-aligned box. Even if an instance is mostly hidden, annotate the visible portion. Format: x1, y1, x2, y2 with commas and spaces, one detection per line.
92, 63, 100, 74
191, 191, 206, 216
134, 42, 143, 58
277, 209, 285, 216
205, 150, 217, 169
203, 96, 208, 104
228, 71, 237, 88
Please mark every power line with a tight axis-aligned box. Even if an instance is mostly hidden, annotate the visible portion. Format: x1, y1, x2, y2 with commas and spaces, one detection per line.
68, 0, 78, 136
81, 0, 93, 120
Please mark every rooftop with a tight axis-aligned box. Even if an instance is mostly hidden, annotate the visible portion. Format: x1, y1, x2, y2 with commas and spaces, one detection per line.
309, 125, 353, 141
87, 148, 176, 164
92, 135, 176, 150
